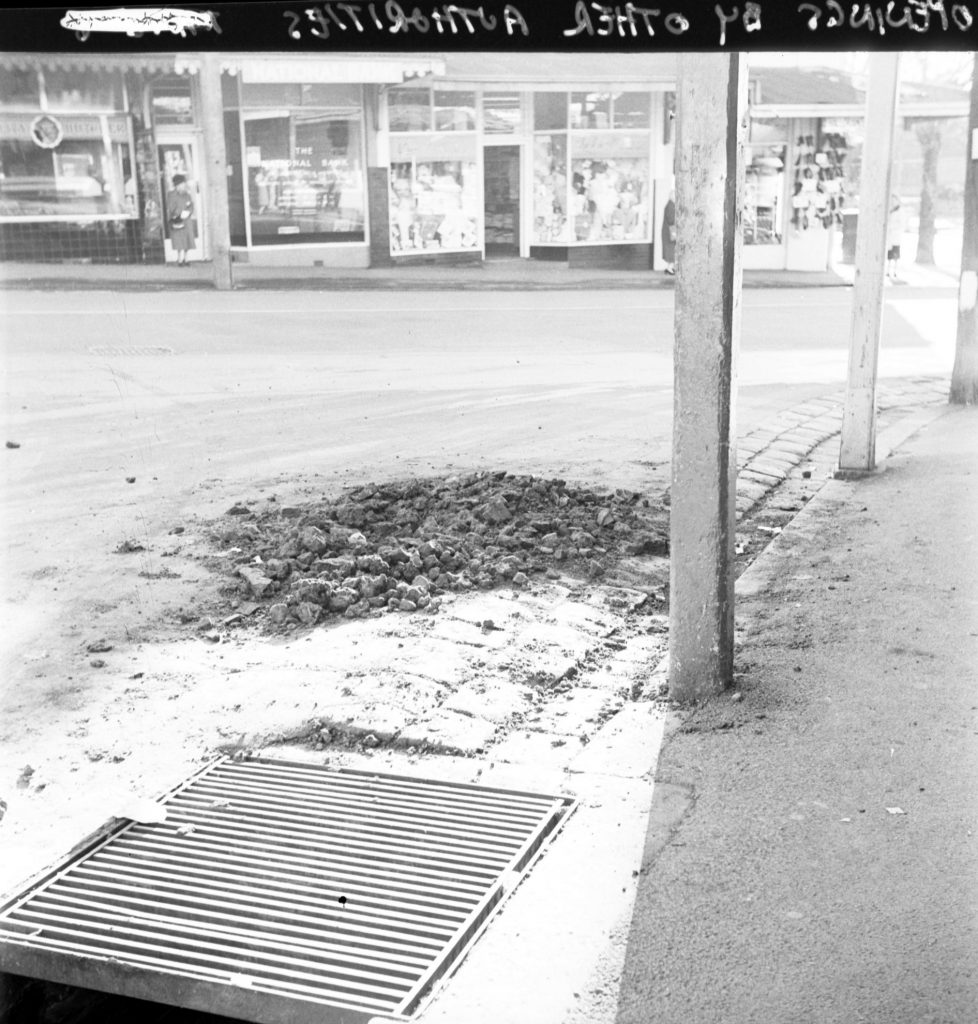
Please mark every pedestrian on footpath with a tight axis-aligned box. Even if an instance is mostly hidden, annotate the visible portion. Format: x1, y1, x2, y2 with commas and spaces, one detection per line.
661, 189, 676, 275
166, 174, 196, 267
886, 193, 903, 282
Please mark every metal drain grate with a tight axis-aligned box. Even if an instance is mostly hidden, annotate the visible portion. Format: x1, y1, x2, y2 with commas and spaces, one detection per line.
0, 757, 572, 1023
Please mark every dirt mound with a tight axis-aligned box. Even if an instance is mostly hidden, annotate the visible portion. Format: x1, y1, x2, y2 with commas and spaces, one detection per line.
203, 472, 670, 631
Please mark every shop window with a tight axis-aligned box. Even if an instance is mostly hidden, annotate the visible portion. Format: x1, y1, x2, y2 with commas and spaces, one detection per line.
0, 68, 39, 109
744, 145, 786, 245
791, 129, 848, 233
483, 92, 521, 134
434, 91, 475, 132
534, 93, 567, 132
744, 118, 789, 246
243, 106, 366, 246
613, 93, 651, 130
388, 89, 431, 132
0, 136, 133, 218
41, 69, 125, 112
569, 152, 649, 243
532, 133, 569, 243
388, 135, 479, 254
570, 93, 612, 130
222, 72, 241, 108
152, 78, 194, 126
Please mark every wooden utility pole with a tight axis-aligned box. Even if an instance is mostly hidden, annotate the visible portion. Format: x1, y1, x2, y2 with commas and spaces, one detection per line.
951, 54, 978, 405
668, 53, 747, 703
839, 53, 901, 471
198, 53, 233, 291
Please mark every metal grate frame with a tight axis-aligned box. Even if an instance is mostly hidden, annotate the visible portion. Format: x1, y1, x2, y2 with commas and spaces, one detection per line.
0, 756, 574, 1024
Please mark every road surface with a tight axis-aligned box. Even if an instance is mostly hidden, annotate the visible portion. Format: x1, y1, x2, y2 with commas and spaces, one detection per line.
0, 284, 958, 671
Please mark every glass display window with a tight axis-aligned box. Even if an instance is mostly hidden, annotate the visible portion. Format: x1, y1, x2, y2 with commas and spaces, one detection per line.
483, 93, 522, 134
613, 93, 651, 130
388, 88, 432, 132
0, 68, 40, 109
571, 92, 612, 130
434, 91, 475, 131
532, 133, 569, 243
388, 133, 479, 255
152, 77, 194, 126
745, 143, 786, 245
745, 119, 790, 246
41, 69, 125, 112
243, 105, 365, 245
534, 93, 568, 132
570, 154, 649, 243
0, 131, 133, 219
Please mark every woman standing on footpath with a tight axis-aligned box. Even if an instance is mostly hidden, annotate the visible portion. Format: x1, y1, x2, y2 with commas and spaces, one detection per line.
166, 173, 195, 266
661, 189, 676, 275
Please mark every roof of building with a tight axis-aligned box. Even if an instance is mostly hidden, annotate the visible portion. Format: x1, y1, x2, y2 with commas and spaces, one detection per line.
750, 66, 862, 106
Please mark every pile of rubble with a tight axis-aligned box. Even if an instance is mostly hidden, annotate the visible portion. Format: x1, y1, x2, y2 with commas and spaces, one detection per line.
204, 471, 670, 630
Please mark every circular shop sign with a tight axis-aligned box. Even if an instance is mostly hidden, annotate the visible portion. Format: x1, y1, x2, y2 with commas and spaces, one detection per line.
31, 114, 63, 149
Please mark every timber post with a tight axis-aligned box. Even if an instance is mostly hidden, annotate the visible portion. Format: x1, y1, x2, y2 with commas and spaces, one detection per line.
839, 53, 901, 470
199, 53, 234, 291
668, 53, 748, 703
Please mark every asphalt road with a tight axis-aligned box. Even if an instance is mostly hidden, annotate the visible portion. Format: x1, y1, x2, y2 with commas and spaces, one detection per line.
0, 284, 957, 659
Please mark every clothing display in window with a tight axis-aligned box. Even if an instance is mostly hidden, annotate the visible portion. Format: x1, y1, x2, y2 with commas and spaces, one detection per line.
792, 132, 847, 232
389, 160, 479, 253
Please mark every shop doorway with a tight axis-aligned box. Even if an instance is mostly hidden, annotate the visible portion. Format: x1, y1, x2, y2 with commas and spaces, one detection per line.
157, 136, 207, 262
483, 145, 520, 258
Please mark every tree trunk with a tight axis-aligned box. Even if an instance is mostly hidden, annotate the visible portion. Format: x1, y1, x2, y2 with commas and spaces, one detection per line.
914, 119, 942, 266
951, 58, 978, 405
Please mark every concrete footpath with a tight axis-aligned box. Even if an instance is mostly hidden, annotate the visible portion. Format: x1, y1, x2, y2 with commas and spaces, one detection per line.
0, 258, 854, 292
616, 403, 978, 1024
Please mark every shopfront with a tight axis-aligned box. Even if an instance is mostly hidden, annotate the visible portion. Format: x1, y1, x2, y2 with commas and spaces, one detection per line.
0, 62, 142, 262
223, 76, 368, 264
743, 115, 853, 272
379, 81, 669, 268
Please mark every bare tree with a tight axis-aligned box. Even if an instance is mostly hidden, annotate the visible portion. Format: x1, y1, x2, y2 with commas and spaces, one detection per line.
913, 118, 942, 266
900, 53, 972, 269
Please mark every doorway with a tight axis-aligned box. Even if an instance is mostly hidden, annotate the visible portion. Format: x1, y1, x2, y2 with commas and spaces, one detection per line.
483, 145, 520, 258
157, 136, 207, 262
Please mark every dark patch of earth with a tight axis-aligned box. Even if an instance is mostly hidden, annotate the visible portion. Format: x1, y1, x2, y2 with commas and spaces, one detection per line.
191, 471, 672, 635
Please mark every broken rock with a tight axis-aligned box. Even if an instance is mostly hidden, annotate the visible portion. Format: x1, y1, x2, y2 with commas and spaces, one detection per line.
238, 565, 274, 599
296, 602, 320, 626
300, 526, 327, 555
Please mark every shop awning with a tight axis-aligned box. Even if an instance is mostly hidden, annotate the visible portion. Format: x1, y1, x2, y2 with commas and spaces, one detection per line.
0, 53, 179, 74
195, 55, 446, 84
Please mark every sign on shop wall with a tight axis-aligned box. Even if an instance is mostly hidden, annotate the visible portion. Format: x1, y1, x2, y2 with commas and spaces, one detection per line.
389, 133, 476, 163
0, 114, 130, 143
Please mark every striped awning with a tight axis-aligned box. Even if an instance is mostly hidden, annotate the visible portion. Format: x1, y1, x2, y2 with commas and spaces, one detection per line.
0, 52, 445, 84
0, 52, 179, 75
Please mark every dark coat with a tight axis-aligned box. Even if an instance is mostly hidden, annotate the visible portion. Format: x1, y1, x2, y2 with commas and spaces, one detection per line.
660, 198, 676, 263
166, 188, 196, 251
